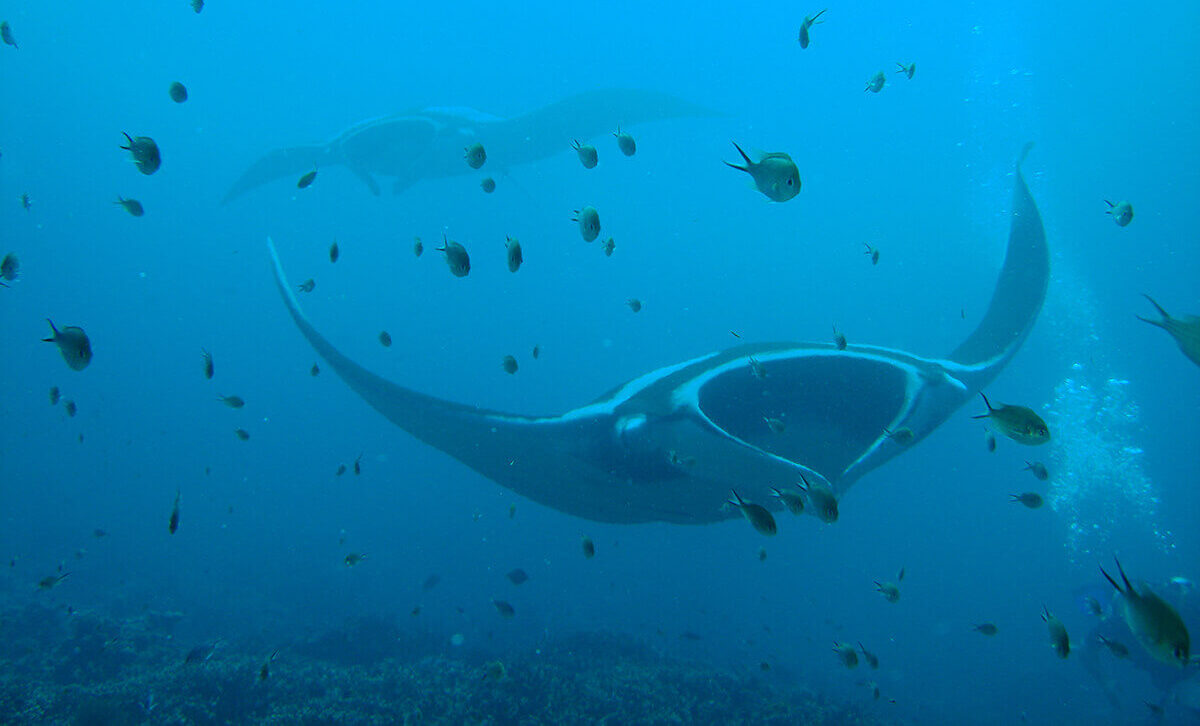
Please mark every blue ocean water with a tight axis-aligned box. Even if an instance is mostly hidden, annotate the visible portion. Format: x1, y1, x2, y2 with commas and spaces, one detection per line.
1, 1, 1197, 724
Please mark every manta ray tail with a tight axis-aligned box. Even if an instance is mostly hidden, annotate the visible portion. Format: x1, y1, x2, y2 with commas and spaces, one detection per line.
947, 143, 1048, 388
222, 145, 331, 204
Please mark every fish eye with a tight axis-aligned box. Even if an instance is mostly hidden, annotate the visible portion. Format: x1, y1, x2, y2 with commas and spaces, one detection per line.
787, 179, 793, 185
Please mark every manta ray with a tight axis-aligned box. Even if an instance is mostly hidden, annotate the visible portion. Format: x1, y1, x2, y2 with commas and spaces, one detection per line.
223, 89, 714, 203
268, 144, 1047, 525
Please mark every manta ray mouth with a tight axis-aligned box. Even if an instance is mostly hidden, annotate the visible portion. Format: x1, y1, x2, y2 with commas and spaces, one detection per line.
693, 352, 909, 480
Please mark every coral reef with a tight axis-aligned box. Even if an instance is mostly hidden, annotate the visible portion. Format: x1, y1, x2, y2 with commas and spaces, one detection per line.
0, 604, 899, 725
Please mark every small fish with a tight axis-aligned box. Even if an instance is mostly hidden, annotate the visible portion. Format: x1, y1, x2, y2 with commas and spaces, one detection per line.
464, 142, 487, 169
501, 355, 518, 374
506, 568, 529, 585
627, 298, 642, 313
297, 279, 315, 293
833, 326, 847, 350
310, 363, 320, 376
973, 393, 1050, 445
748, 356, 766, 379
895, 62, 916, 79
1104, 199, 1133, 227
184, 643, 216, 665
168, 489, 181, 534
833, 642, 859, 668
572, 206, 601, 242
1138, 295, 1200, 368
973, 623, 998, 636
531, 345, 540, 360
353, 453, 362, 476
613, 127, 636, 156
42, 320, 93, 371
760, 661, 771, 671
379, 331, 392, 347
771, 486, 805, 515
764, 416, 786, 433
505, 236, 522, 273
1144, 701, 1164, 717
38, 572, 70, 590
667, 450, 696, 468
422, 574, 441, 591
985, 431, 996, 452
329, 241, 339, 263
1, 21, 18, 50
1100, 557, 1191, 667
492, 599, 515, 618
64, 400, 78, 417
859, 642, 879, 669
168, 81, 188, 103
797, 9, 826, 49
217, 395, 244, 409
1084, 596, 1104, 618
581, 535, 595, 559
200, 348, 214, 379
758, 547, 767, 562
482, 660, 507, 681
1096, 634, 1129, 659
863, 243, 880, 265
799, 473, 839, 523
297, 169, 317, 189
335, 464, 346, 476
884, 427, 914, 445
860, 680, 881, 701
572, 139, 598, 169
49, 386, 60, 406
480, 177, 496, 193
875, 568, 905, 603
1024, 461, 1049, 481
411, 605, 421, 616
1, 252, 17, 281
259, 651, 278, 681
92, 528, 108, 538
508, 504, 517, 518
437, 235, 471, 277
864, 70, 887, 93
1042, 605, 1070, 658
234, 428, 250, 441
413, 237, 424, 257
343, 552, 367, 567
728, 490, 777, 536
120, 133, 161, 175
19, 193, 31, 209
191, 0, 203, 13
724, 142, 800, 202
600, 237, 615, 257
1010, 492, 1043, 509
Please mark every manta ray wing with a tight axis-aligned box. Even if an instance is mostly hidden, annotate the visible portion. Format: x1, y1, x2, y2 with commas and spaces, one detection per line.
268, 145, 1046, 524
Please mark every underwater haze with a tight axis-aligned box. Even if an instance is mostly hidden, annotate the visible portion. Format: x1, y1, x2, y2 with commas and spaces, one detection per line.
2, 1, 1198, 724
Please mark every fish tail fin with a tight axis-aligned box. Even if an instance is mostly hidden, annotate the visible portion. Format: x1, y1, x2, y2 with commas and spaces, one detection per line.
1104, 199, 1115, 210
1140, 294, 1170, 323
729, 141, 752, 167
1114, 557, 1135, 593
41, 318, 58, 342
224, 144, 332, 204
1099, 563, 1123, 594
120, 132, 132, 150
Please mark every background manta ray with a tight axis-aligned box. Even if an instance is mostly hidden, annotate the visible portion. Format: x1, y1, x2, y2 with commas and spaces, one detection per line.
269, 144, 1046, 525
223, 89, 714, 203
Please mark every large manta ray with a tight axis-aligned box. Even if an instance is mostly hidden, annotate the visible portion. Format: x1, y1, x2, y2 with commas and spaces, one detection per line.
268, 144, 1046, 525
223, 89, 713, 203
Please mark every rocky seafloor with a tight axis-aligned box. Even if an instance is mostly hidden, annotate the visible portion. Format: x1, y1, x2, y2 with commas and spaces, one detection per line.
0, 602, 900, 725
